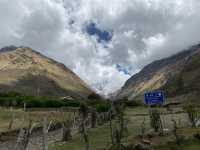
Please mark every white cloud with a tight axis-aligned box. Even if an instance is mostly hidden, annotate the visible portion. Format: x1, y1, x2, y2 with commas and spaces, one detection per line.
1, 0, 200, 95
143, 34, 166, 54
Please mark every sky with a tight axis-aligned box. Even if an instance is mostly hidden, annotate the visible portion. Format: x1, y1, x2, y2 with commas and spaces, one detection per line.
0, 0, 200, 95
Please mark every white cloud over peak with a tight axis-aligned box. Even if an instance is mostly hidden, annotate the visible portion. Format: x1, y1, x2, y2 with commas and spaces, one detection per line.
1, 0, 200, 95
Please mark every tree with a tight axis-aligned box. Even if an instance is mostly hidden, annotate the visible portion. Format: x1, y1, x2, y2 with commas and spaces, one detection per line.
87, 92, 101, 100
111, 100, 128, 150
79, 103, 90, 150
149, 108, 163, 133
91, 108, 97, 128
62, 120, 72, 141
183, 103, 199, 128
171, 119, 183, 145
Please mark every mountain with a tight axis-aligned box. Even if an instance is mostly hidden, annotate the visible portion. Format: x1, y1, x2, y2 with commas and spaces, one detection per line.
117, 44, 200, 104
0, 46, 93, 98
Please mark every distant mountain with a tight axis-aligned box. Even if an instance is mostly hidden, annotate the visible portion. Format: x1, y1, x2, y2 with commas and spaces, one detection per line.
117, 44, 200, 104
0, 46, 93, 99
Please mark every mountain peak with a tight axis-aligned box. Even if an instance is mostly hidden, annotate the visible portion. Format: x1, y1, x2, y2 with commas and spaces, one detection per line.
0, 46, 93, 98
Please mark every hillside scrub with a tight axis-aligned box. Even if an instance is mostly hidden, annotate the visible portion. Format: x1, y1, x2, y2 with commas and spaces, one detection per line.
0, 92, 111, 111
0, 91, 80, 108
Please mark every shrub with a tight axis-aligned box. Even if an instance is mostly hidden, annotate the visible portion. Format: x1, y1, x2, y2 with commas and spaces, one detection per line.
183, 103, 199, 128
149, 109, 163, 133
87, 92, 101, 100
62, 100, 80, 107
125, 100, 142, 107
95, 103, 110, 112
0, 92, 81, 108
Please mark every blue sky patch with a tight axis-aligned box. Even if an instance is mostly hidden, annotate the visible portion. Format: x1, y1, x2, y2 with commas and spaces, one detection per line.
116, 64, 130, 75
86, 22, 112, 43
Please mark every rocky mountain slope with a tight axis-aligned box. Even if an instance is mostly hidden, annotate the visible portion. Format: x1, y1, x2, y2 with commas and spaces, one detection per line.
0, 46, 93, 98
118, 44, 200, 103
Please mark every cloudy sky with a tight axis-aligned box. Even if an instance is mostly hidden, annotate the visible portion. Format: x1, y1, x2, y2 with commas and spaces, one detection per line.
1, 0, 200, 95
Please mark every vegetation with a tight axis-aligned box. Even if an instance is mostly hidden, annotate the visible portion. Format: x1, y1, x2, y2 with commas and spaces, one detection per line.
110, 101, 128, 150
183, 103, 200, 128
0, 105, 200, 150
0, 92, 80, 108
79, 103, 90, 150
0, 93, 199, 150
149, 108, 163, 133
125, 100, 143, 107
154, 139, 200, 150
49, 107, 200, 150
0, 91, 110, 111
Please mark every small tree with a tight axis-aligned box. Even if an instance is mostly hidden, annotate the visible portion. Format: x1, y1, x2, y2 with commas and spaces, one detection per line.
111, 100, 128, 149
109, 109, 114, 145
61, 110, 73, 142
62, 119, 72, 141
149, 108, 163, 133
140, 117, 146, 139
88, 92, 101, 100
171, 119, 183, 145
91, 108, 97, 128
8, 107, 15, 130
79, 103, 90, 150
183, 104, 199, 128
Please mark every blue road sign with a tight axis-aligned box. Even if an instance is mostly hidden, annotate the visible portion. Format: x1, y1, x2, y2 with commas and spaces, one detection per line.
144, 91, 165, 105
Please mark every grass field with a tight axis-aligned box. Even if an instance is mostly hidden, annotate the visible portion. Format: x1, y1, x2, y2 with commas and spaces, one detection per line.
0, 106, 200, 150
50, 107, 200, 150
0, 108, 73, 132
154, 139, 200, 150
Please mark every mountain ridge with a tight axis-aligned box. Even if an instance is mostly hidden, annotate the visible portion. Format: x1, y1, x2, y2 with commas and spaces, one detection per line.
0, 46, 93, 99
117, 44, 200, 103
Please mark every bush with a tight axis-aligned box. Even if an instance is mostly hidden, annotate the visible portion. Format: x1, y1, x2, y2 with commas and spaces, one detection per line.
87, 92, 102, 100
62, 100, 80, 107
183, 103, 199, 128
125, 100, 142, 107
149, 109, 163, 132
26, 99, 43, 108
0, 92, 81, 108
95, 103, 110, 112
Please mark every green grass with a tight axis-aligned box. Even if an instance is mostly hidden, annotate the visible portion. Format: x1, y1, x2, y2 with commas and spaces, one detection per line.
154, 139, 200, 150
0, 107, 199, 150
0, 108, 73, 132
50, 107, 200, 150
50, 124, 111, 150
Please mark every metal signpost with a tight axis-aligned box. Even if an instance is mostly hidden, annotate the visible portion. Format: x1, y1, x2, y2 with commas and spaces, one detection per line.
144, 91, 165, 133
144, 91, 165, 106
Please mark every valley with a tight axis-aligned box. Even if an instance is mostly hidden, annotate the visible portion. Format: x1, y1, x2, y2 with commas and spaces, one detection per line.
0, 45, 200, 150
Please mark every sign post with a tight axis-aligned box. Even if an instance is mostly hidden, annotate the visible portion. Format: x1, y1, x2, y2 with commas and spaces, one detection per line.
144, 91, 165, 134
144, 91, 165, 106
